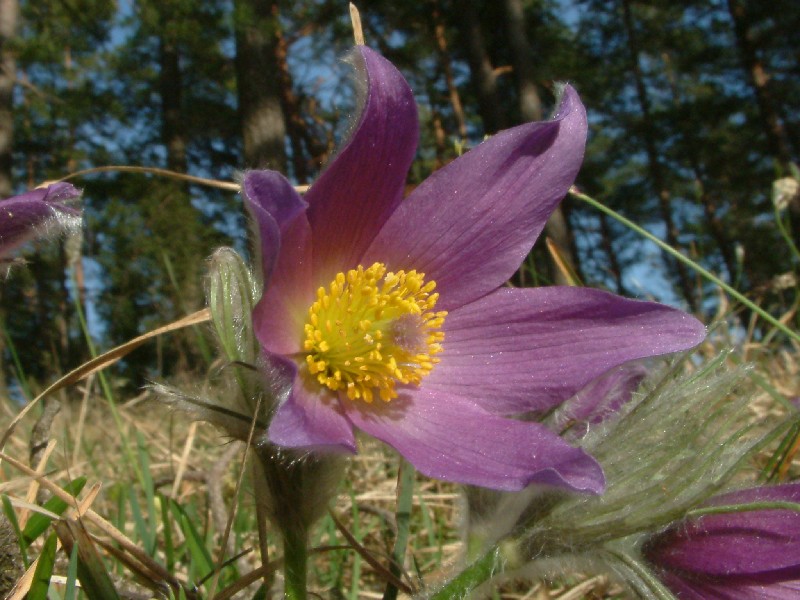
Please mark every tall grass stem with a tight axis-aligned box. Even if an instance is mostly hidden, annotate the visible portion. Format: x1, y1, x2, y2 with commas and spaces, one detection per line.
571, 189, 800, 344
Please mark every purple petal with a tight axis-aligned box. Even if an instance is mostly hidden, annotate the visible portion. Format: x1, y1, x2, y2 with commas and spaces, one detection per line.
654, 572, 730, 600
244, 171, 307, 230
425, 287, 705, 415
554, 362, 648, 435
759, 581, 800, 600
243, 171, 314, 355
306, 46, 418, 284
646, 483, 800, 577
267, 356, 357, 453
39, 182, 82, 205
365, 85, 587, 311
0, 183, 82, 257
710, 482, 800, 506
717, 580, 800, 600
655, 566, 800, 600
343, 389, 604, 493
243, 199, 280, 287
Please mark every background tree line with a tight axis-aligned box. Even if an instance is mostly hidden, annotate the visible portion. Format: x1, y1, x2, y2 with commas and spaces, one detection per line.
0, 0, 797, 396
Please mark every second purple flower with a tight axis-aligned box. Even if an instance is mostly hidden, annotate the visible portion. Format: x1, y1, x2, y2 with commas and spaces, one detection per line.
643, 483, 800, 599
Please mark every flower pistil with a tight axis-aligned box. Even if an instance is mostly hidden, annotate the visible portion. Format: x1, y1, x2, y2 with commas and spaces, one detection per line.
304, 262, 446, 403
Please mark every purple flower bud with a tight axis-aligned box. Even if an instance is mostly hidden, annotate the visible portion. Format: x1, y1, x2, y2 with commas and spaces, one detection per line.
554, 362, 648, 438
644, 483, 800, 598
0, 182, 82, 260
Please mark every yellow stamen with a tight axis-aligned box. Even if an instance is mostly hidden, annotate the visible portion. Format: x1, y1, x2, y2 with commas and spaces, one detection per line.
303, 262, 446, 403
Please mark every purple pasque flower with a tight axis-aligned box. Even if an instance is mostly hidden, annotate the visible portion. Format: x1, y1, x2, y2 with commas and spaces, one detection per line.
643, 483, 800, 599
0, 182, 82, 259
242, 46, 705, 493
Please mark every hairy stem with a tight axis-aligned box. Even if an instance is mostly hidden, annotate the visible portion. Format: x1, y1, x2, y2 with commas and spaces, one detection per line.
430, 544, 514, 599
282, 527, 308, 600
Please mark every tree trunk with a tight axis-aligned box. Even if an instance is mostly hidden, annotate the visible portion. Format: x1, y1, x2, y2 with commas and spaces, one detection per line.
726, 0, 795, 173
157, 29, 193, 372
234, 0, 287, 171
0, 0, 16, 198
454, 2, 506, 134
426, 0, 467, 168
598, 212, 628, 295
274, 23, 307, 182
503, 0, 579, 286
432, 0, 467, 141
662, 52, 737, 283
503, 0, 542, 122
621, 0, 697, 311
0, 0, 17, 398
159, 37, 186, 173
726, 0, 800, 248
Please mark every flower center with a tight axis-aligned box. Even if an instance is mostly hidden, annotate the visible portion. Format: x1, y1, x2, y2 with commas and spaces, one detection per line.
303, 262, 447, 403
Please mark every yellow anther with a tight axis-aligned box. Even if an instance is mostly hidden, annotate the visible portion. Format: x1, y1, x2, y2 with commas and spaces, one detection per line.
303, 262, 446, 404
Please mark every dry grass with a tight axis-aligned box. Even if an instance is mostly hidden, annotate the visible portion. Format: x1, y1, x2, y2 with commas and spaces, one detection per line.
1, 322, 798, 599
1, 381, 465, 598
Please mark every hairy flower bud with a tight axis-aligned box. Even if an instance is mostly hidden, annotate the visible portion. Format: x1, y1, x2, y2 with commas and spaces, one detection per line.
439, 355, 794, 598
642, 483, 800, 599
207, 247, 260, 366
152, 247, 271, 442
155, 245, 345, 567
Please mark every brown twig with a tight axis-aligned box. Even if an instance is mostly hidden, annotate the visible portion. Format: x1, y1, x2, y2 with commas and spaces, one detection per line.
328, 510, 414, 595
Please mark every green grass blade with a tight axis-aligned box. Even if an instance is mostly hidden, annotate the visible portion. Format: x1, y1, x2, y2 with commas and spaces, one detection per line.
113, 483, 127, 532
1, 322, 33, 400
1, 493, 29, 568
71, 273, 145, 490
160, 493, 176, 572
135, 431, 158, 555
572, 189, 800, 344
383, 459, 415, 600
162, 251, 213, 363
22, 476, 87, 549
64, 542, 80, 600
169, 499, 214, 586
349, 489, 362, 600
760, 419, 800, 483
417, 494, 437, 558
127, 486, 154, 554
55, 519, 121, 600
29, 532, 58, 600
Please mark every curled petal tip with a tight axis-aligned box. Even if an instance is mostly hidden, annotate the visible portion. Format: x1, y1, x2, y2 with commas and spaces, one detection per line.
306, 44, 418, 282
43, 181, 82, 203
524, 446, 606, 495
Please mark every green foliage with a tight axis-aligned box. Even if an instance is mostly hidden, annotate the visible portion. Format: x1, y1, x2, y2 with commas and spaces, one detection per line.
28, 532, 57, 600
21, 476, 88, 550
